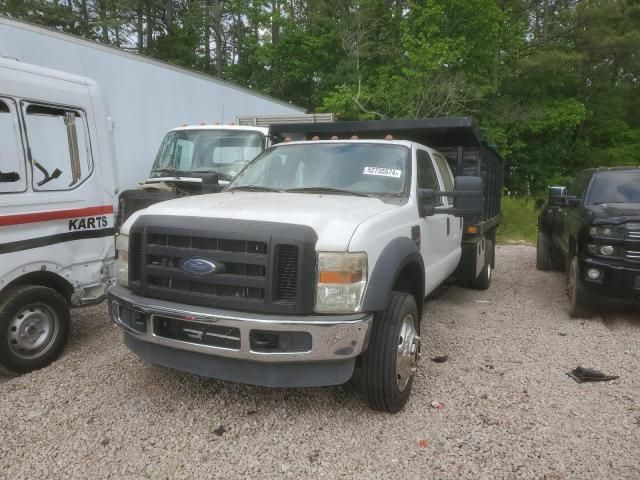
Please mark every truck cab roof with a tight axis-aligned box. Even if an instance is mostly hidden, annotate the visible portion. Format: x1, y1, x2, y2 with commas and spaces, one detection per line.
170, 124, 269, 135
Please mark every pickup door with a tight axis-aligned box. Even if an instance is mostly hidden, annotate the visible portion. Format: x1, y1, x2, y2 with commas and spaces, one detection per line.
416, 148, 461, 293
555, 171, 592, 256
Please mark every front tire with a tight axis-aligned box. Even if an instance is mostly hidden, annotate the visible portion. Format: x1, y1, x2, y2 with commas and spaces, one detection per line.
0, 285, 70, 373
536, 232, 553, 271
567, 256, 592, 318
361, 292, 420, 413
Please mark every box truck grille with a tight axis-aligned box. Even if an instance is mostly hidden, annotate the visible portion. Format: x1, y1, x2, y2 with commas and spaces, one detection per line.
128, 217, 317, 314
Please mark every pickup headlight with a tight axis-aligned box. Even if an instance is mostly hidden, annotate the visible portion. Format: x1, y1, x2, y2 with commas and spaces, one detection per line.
587, 244, 622, 258
315, 252, 367, 313
116, 234, 129, 287
589, 226, 625, 240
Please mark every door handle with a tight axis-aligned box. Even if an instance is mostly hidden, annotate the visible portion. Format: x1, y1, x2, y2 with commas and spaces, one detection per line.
447, 217, 450, 235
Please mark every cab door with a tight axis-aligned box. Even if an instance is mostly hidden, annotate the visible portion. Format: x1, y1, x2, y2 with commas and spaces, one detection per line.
416, 148, 458, 294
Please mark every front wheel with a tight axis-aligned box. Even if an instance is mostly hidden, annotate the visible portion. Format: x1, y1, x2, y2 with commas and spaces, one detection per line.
567, 256, 592, 318
0, 285, 70, 373
360, 292, 420, 413
536, 232, 553, 271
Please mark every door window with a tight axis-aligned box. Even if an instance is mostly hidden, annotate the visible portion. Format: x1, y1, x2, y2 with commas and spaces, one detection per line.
0, 98, 27, 193
433, 152, 454, 205
567, 171, 592, 201
22, 103, 93, 191
417, 149, 442, 206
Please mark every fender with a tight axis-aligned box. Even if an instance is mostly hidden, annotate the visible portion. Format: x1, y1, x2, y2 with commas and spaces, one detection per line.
361, 237, 425, 313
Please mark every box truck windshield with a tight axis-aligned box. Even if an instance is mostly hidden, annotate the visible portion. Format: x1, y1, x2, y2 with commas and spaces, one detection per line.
150, 129, 265, 181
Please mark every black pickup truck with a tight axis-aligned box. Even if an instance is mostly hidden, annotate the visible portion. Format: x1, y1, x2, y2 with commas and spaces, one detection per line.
537, 167, 640, 317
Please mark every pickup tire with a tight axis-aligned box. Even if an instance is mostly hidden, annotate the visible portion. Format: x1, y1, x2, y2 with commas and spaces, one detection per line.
567, 256, 592, 318
536, 233, 553, 271
361, 292, 420, 413
0, 285, 70, 373
472, 239, 494, 290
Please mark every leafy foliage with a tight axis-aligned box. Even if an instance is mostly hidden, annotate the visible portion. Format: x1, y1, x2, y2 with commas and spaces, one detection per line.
2, 0, 638, 196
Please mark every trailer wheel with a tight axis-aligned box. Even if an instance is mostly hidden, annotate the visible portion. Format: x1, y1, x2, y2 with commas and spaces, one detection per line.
360, 292, 420, 413
536, 233, 553, 271
0, 285, 70, 373
567, 256, 592, 318
472, 240, 494, 290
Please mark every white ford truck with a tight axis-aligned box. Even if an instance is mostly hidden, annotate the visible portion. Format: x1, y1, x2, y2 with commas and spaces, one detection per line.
109, 118, 502, 412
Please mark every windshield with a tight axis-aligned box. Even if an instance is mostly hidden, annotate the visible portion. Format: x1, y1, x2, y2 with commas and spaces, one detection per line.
150, 129, 265, 179
226, 143, 410, 197
588, 171, 640, 204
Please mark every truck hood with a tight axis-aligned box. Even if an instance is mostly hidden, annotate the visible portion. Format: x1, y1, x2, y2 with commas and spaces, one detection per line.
590, 203, 640, 225
126, 191, 399, 251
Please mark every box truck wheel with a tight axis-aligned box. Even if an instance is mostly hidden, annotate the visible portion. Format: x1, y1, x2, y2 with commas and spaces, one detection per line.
0, 285, 70, 373
472, 240, 494, 290
360, 292, 420, 413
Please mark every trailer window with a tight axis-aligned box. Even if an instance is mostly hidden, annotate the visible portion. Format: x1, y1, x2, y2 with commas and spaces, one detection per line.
22, 103, 93, 191
0, 98, 27, 193
417, 149, 443, 206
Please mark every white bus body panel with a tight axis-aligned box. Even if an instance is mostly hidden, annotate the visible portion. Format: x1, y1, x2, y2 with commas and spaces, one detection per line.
0, 59, 115, 305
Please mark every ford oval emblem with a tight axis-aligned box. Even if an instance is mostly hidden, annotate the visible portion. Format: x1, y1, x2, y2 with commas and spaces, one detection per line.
181, 258, 219, 276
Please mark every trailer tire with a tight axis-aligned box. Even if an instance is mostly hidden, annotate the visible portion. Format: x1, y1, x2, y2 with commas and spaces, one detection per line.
360, 292, 420, 413
0, 285, 70, 373
472, 240, 494, 290
536, 233, 553, 271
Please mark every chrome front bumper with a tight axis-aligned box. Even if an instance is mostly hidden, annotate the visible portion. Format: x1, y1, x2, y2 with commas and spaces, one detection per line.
107, 285, 373, 363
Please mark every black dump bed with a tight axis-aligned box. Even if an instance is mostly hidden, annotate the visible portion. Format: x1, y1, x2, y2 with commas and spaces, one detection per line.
270, 117, 503, 231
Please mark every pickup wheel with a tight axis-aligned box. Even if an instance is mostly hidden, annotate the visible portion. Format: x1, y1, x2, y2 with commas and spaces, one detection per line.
567, 256, 592, 318
472, 239, 494, 290
361, 292, 420, 413
0, 285, 70, 373
536, 233, 553, 271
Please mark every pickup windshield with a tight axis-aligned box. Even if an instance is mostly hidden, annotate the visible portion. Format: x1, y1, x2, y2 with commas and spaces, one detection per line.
150, 129, 264, 180
588, 171, 640, 204
227, 143, 410, 197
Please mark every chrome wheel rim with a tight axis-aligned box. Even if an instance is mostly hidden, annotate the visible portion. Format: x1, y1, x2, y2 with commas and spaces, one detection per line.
396, 314, 419, 392
8, 303, 59, 359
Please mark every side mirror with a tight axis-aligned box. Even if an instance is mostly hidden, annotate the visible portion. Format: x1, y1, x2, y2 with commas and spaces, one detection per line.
548, 185, 567, 206
563, 195, 580, 207
418, 176, 484, 217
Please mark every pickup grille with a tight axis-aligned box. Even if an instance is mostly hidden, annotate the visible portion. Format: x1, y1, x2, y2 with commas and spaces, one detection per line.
624, 224, 640, 263
128, 216, 317, 314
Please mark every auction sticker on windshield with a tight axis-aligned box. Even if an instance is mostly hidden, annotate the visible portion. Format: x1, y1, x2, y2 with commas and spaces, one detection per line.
363, 167, 402, 178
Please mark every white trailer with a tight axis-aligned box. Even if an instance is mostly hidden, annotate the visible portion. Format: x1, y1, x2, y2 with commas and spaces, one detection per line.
0, 16, 305, 191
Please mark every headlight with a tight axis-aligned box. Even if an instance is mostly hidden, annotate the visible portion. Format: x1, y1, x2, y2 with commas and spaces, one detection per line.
587, 244, 622, 257
589, 226, 625, 240
116, 234, 129, 287
315, 252, 367, 313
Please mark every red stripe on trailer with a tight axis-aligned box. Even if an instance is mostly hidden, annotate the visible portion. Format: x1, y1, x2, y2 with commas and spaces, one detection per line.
0, 205, 114, 227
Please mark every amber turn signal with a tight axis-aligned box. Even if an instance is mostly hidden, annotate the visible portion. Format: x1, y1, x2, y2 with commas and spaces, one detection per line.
318, 271, 363, 284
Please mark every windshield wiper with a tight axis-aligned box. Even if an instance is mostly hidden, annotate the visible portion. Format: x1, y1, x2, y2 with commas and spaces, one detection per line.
228, 185, 283, 192
285, 187, 372, 197
151, 167, 191, 176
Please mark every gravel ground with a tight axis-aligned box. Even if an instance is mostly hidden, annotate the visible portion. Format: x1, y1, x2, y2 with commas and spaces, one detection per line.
1, 245, 639, 479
